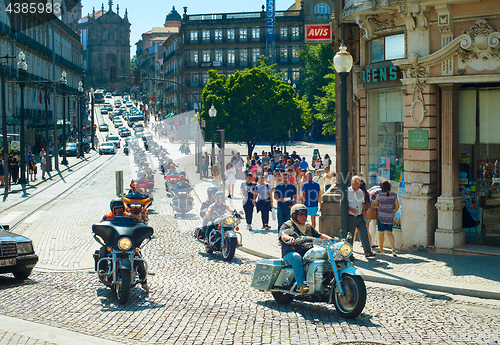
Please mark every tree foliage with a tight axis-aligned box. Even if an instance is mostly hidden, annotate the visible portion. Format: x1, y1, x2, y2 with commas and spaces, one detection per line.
130, 55, 137, 69
201, 63, 307, 156
314, 69, 336, 135
299, 44, 336, 136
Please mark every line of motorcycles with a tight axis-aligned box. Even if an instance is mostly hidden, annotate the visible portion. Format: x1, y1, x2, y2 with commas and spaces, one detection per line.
89, 135, 367, 318
89, 135, 157, 304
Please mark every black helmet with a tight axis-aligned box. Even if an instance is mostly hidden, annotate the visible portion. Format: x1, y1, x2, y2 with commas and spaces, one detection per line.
207, 186, 218, 196
110, 197, 124, 213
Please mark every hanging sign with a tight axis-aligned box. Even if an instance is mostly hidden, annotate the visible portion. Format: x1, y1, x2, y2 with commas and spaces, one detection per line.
305, 24, 332, 43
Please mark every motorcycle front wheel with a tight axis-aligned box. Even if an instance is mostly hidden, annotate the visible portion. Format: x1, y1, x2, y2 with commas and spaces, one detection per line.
221, 237, 236, 261
333, 274, 366, 319
116, 269, 131, 305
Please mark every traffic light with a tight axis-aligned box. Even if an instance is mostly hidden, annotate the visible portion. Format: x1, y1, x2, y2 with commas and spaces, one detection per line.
110, 66, 116, 83
134, 68, 140, 86
216, 129, 224, 148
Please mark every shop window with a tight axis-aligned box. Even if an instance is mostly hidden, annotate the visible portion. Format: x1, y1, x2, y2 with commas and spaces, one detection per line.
370, 34, 405, 63
367, 90, 404, 187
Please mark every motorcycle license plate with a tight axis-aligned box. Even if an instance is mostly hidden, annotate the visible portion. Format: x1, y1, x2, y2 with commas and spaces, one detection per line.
0, 258, 16, 267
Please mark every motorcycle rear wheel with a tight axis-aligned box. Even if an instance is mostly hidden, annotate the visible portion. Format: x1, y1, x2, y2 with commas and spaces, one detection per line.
272, 291, 294, 304
333, 274, 366, 319
221, 237, 237, 261
116, 269, 131, 305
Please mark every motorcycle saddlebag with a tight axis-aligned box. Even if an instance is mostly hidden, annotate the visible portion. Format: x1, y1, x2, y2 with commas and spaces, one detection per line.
251, 259, 284, 291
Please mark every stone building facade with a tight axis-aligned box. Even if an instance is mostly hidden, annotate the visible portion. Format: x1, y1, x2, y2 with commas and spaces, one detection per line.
77, 1, 131, 88
331, 0, 500, 249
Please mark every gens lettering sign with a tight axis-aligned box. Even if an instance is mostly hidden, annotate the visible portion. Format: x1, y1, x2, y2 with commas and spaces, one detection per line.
362, 66, 400, 84
305, 24, 332, 43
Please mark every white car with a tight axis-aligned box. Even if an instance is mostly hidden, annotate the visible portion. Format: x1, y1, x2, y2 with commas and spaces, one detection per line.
99, 142, 116, 155
126, 102, 133, 108
106, 135, 121, 148
114, 120, 123, 128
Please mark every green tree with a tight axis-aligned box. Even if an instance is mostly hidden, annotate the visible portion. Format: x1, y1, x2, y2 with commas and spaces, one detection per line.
299, 44, 335, 137
130, 55, 137, 69
201, 65, 306, 157
314, 69, 336, 135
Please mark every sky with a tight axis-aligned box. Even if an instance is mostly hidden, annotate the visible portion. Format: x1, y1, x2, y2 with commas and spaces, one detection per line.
82, 0, 295, 54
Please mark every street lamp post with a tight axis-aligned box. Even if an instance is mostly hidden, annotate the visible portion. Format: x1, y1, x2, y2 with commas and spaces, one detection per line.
333, 43, 353, 239
17, 51, 27, 185
60, 71, 68, 165
1, 53, 16, 193
77, 81, 84, 158
90, 87, 95, 150
208, 104, 217, 167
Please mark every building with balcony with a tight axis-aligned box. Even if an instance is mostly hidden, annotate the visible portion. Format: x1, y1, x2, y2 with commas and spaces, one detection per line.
336, 0, 500, 250
147, 0, 334, 116
0, 5, 84, 146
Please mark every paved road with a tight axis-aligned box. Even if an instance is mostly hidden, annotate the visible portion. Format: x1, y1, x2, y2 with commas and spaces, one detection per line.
1, 115, 500, 344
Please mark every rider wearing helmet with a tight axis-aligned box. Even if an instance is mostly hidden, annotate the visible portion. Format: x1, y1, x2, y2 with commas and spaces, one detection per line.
203, 191, 234, 243
102, 197, 131, 221
279, 204, 332, 295
200, 186, 218, 218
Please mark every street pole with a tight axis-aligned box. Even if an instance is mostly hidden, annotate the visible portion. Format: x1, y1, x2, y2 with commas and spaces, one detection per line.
1, 56, 13, 193
18, 69, 27, 185
61, 71, 68, 165
78, 81, 84, 158
90, 89, 95, 150
339, 71, 349, 238
333, 44, 353, 240
211, 117, 215, 167
44, 85, 51, 171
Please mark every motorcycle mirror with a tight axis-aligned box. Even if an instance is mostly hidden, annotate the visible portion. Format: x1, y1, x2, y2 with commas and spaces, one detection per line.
346, 232, 353, 240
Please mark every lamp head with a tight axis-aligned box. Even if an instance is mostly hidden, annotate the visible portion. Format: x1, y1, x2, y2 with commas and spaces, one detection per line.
78, 81, 83, 92
17, 50, 27, 71
333, 43, 353, 74
208, 104, 217, 118
60, 70, 67, 84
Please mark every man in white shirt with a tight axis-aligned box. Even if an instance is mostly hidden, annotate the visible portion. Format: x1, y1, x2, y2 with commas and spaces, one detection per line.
344, 175, 375, 258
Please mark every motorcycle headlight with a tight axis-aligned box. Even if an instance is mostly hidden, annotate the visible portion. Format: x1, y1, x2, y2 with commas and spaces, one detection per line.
225, 217, 235, 225
117, 237, 133, 251
340, 243, 352, 257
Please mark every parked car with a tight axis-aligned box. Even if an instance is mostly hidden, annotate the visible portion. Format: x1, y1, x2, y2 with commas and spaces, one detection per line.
0, 224, 38, 279
59, 142, 78, 157
119, 128, 131, 138
105, 93, 112, 99
99, 142, 116, 155
100, 108, 108, 115
114, 120, 123, 128
99, 123, 109, 132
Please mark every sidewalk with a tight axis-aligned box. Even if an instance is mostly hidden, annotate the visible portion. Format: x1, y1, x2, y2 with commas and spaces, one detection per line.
2, 150, 98, 195
180, 144, 500, 302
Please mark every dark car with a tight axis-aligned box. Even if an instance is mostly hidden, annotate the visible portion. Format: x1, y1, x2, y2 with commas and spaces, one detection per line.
0, 224, 38, 279
59, 143, 78, 157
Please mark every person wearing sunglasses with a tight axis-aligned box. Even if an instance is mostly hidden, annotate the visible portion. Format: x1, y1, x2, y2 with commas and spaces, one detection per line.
279, 204, 332, 294
203, 191, 234, 244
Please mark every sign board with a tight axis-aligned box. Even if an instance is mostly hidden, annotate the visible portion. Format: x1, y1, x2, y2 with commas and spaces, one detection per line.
174, 121, 179, 126
305, 24, 332, 43
10, 141, 19, 150
93, 124, 97, 129
266, 0, 275, 42
408, 128, 429, 149
151, 97, 156, 103
213, 61, 221, 67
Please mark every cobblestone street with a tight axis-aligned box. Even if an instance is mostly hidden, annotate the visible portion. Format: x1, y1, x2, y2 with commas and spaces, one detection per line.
0, 135, 500, 344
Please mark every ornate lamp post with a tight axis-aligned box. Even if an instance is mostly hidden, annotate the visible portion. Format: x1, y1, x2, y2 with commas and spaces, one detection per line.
60, 71, 68, 165
333, 43, 353, 239
17, 51, 28, 185
90, 87, 95, 150
77, 81, 84, 157
208, 104, 217, 167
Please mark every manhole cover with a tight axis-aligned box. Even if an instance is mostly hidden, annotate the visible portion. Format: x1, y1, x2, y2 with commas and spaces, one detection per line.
164, 254, 191, 259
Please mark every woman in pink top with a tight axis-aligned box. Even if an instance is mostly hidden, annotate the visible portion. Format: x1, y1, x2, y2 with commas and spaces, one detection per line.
372, 180, 399, 256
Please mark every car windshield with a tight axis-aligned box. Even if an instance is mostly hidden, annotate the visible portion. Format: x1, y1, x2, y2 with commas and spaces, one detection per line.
108, 136, 119, 141
67, 143, 77, 148
102, 143, 114, 147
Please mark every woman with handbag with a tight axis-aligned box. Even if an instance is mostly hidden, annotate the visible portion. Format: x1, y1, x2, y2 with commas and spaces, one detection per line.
354, 180, 375, 248
372, 180, 399, 256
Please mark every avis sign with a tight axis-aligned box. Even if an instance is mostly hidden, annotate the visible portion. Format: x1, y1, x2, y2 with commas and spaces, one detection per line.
305, 24, 332, 43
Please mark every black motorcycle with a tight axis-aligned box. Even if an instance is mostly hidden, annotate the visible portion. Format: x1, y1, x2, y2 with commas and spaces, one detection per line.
171, 182, 194, 217
179, 142, 191, 155
90, 216, 153, 304
124, 147, 129, 155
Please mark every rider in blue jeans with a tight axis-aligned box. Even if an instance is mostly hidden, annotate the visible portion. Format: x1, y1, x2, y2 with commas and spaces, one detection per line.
279, 204, 332, 294
274, 172, 297, 230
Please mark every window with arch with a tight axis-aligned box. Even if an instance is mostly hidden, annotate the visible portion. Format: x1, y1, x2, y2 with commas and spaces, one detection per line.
315, 3, 330, 19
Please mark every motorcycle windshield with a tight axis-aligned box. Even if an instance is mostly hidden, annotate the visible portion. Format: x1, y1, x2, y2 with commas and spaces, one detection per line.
92, 217, 154, 247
